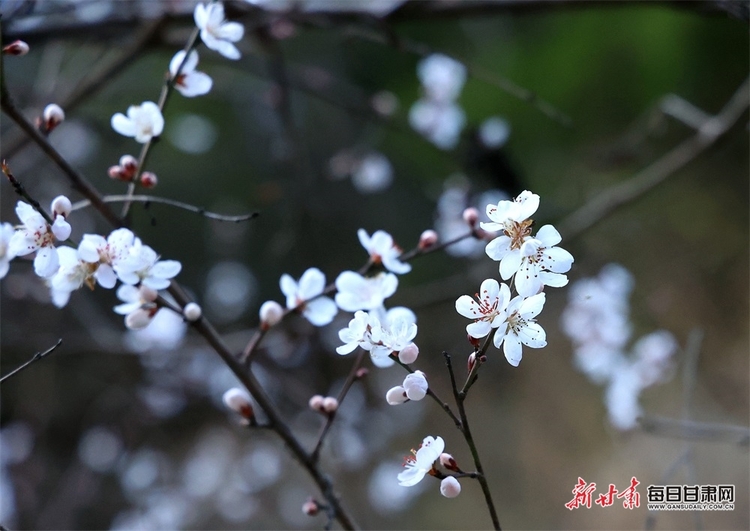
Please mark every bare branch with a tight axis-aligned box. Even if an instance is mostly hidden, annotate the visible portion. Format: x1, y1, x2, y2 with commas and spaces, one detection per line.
0, 339, 63, 384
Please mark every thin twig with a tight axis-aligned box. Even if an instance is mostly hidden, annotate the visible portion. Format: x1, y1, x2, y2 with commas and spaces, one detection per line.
444, 352, 501, 531
311, 349, 367, 463
1, 18, 164, 160
559, 76, 749, 241
0, 339, 63, 384
2, 160, 55, 225
120, 25, 201, 218
71, 195, 259, 222
639, 415, 750, 445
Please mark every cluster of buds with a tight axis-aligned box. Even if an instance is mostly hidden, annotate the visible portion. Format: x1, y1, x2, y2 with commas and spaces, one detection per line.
308, 394, 338, 415
108, 155, 158, 188
386, 370, 428, 405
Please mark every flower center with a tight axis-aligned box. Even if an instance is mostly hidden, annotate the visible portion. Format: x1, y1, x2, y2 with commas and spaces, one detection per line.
505, 219, 533, 250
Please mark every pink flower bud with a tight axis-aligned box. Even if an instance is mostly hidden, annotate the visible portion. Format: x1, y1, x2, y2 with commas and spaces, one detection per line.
138, 285, 158, 302
439, 453, 458, 471
355, 367, 369, 379
125, 307, 155, 330
259, 300, 284, 330
418, 229, 438, 249
302, 498, 319, 516
440, 476, 461, 498
119, 155, 138, 178
42, 104, 65, 133
462, 207, 479, 227
139, 171, 158, 189
322, 396, 339, 413
183, 302, 202, 322
2, 40, 29, 56
50, 195, 72, 218
223, 387, 254, 419
398, 342, 419, 364
308, 394, 325, 412
385, 386, 407, 405
108, 165, 129, 181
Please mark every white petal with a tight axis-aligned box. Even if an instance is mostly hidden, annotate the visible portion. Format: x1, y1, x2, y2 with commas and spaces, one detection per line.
141, 277, 170, 290
484, 235, 511, 261
151, 260, 182, 279
34, 247, 59, 278
518, 322, 547, 348
95, 265, 117, 289
51, 216, 71, 240
519, 292, 546, 318
336, 342, 359, 355
397, 467, 426, 487
535, 224, 562, 246
515, 261, 541, 297
169, 50, 198, 76
544, 246, 574, 273
213, 39, 241, 60
298, 267, 325, 299
539, 270, 569, 288
177, 71, 213, 97
499, 250, 522, 280
455, 295, 481, 318
279, 274, 297, 299
304, 297, 337, 326
502, 336, 523, 367
514, 191, 540, 220
194, 3, 208, 28
466, 320, 491, 338
217, 21, 244, 42
111, 113, 135, 137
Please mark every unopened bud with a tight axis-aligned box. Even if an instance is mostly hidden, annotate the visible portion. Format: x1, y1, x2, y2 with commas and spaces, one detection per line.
139, 171, 158, 189
403, 371, 428, 401
223, 387, 254, 419
439, 452, 459, 471
50, 195, 72, 218
440, 476, 461, 498
418, 229, 438, 249
462, 207, 479, 227
302, 498, 319, 516
308, 394, 325, 412
467, 334, 481, 348
125, 307, 156, 330
119, 154, 138, 178
108, 165, 129, 181
385, 386, 408, 405
138, 285, 159, 302
41, 104, 65, 133
398, 342, 419, 364
183, 302, 202, 322
355, 367, 369, 379
259, 300, 284, 330
322, 396, 339, 413
2, 40, 29, 56
467, 352, 477, 373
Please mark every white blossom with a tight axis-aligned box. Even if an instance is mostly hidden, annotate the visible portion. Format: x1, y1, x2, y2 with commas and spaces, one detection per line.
194, 2, 244, 60
169, 50, 213, 97
417, 54, 466, 103
111, 101, 164, 143
455, 278, 510, 339
114, 238, 181, 290
336, 310, 377, 355
514, 224, 574, 297
482, 191, 540, 280
0, 222, 16, 279
77, 228, 135, 289
49, 246, 89, 307
280, 267, 337, 326
408, 99, 466, 150
357, 229, 411, 274
397, 436, 444, 487
8, 201, 66, 278
493, 293, 547, 367
114, 284, 158, 330
440, 476, 461, 498
334, 271, 398, 312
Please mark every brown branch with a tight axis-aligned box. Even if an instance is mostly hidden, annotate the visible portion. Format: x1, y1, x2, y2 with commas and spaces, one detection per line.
0, 339, 63, 384
559, 76, 749, 241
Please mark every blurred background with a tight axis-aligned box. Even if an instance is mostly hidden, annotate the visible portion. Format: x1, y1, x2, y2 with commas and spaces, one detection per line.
0, 0, 747, 529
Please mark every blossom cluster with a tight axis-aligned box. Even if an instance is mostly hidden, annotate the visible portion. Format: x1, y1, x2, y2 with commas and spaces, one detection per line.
560, 264, 677, 430
456, 191, 574, 366
409, 54, 467, 150
0, 196, 181, 329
